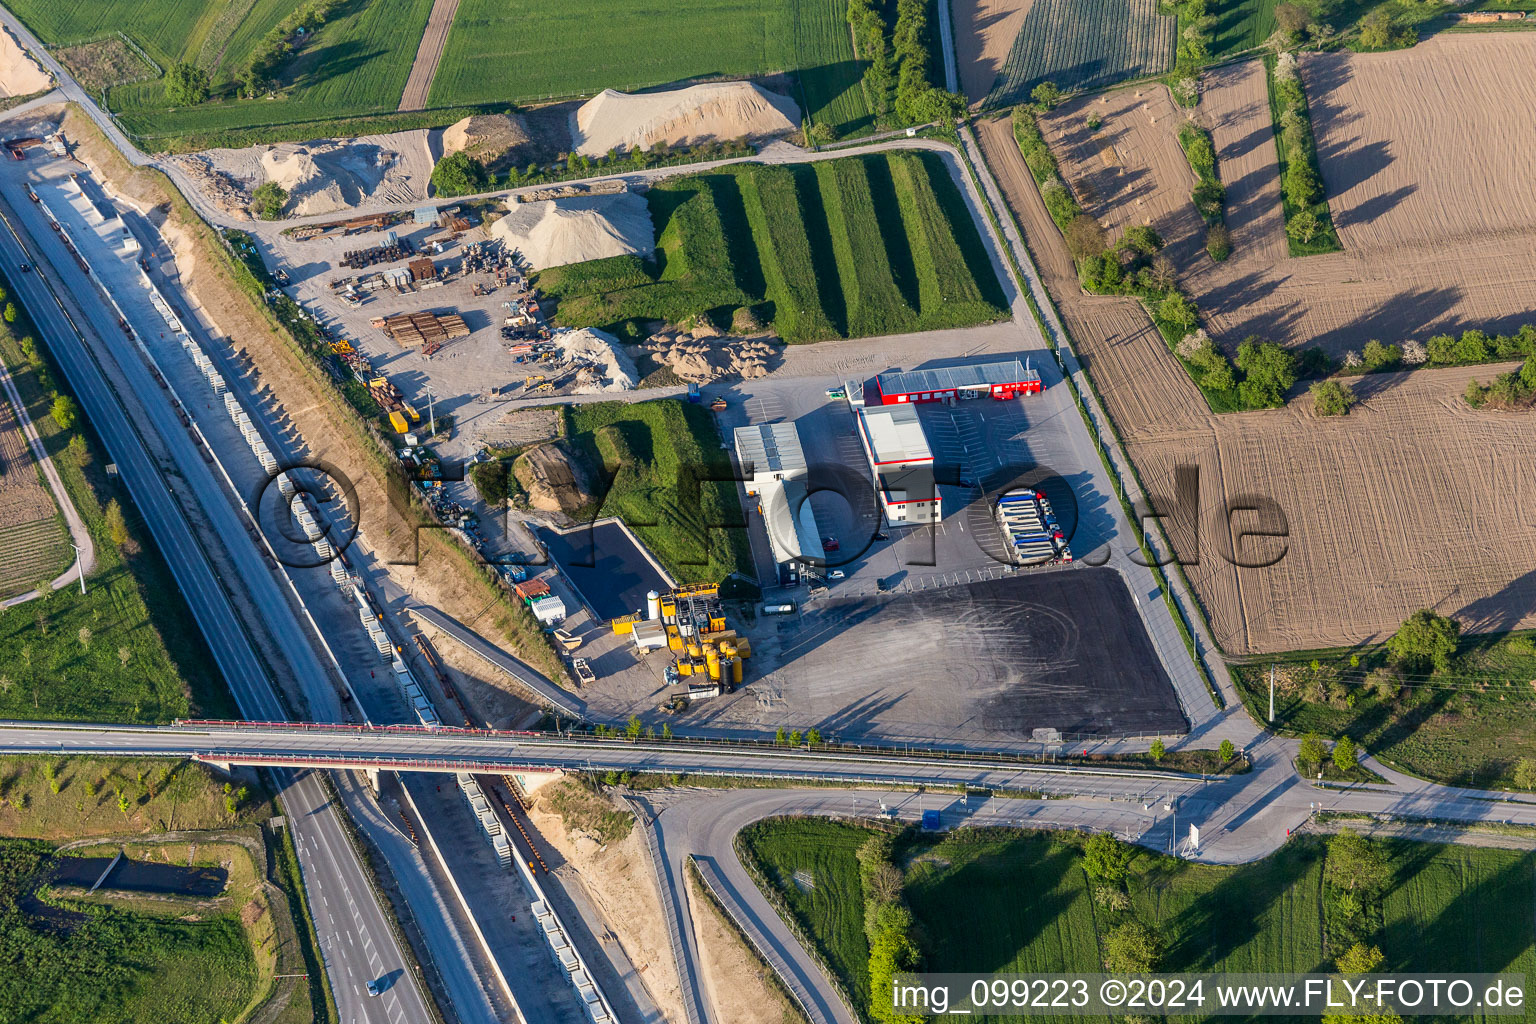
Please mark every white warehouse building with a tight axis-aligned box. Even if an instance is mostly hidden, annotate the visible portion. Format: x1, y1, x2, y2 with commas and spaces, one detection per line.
733, 423, 825, 566
854, 402, 939, 526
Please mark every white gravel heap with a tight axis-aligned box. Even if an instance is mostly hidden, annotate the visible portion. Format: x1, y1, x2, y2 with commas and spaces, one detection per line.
0, 26, 49, 97
489, 191, 654, 270
572, 82, 799, 158
554, 327, 638, 392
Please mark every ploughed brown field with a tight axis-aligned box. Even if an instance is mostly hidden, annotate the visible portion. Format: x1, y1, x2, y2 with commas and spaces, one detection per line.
974, 35, 1536, 654
953, 0, 1036, 104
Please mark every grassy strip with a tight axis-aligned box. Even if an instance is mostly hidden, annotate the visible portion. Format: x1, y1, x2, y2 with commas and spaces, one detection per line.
0, 265, 233, 722
736, 818, 870, 1015
741, 166, 839, 341
1266, 54, 1341, 256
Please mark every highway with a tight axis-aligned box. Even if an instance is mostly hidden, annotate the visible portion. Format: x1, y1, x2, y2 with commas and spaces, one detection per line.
0, 191, 438, 1024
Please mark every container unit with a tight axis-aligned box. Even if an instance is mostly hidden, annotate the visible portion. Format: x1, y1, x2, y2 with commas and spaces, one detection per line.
529, 595, 566, 625
457, 773, 512, 868
995, 489, 1072, 564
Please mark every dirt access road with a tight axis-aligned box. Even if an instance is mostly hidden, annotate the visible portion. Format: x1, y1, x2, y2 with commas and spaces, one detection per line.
399, 0, 460, 111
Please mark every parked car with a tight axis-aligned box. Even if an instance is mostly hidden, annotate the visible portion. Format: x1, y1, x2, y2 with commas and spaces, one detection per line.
828, 570, 845, 580
826, 387, 846, 399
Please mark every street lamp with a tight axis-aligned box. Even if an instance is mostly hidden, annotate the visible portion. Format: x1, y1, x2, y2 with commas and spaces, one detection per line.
70, 544, 85, 594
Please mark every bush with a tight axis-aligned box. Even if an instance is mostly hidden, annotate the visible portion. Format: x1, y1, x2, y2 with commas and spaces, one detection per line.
250, 182, 287, 220
1102, 921, 1163, 973
1310, 379, 1355, 416
431, 151, 490, 198
1083, 833, 1134, 882
165, 62, 210, 106
50, 394, 77, 429
1065, 214, 1108, 259
469, 461, 509, 505
1206, 223, 1231, 261
1386, 609, 1459, 673
1360, 339, 1401, 371
1235, 338, 1297, 408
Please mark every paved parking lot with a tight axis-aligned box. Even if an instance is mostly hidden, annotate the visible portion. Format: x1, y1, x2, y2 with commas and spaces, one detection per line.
677, 567, 1186, 746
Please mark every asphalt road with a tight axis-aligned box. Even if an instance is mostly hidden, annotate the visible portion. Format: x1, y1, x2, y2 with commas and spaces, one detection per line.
0, 194, 435, 1024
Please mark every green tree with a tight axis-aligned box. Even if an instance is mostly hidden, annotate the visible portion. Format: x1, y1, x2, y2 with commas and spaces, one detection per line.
625, 714, 643, 738
1514, 757, 1536, 791
1219, 738, 1236, 762
105, 498, 130, 549
1358, 8, 1395, 48
1386, 609, 1459, 673
250, 182, 287, 220
1157, 292, 1200, 334
1298, 732, 1328, 772
1236, 338, 1298, 407
4, 302, 16, 323
1285, 160, 1321, 209
1031, 81, 1061, 109
807, 727, 822, 745
50, 394, 77, 429
789, 729, 803, 747
1310, 379, 1355, 416
775, 727, 787, 745
1336, 942, 1384, 974
1148, 738, 1166, 762
1274, 2, 1310, 41
1083, 833, 1134, 883
431, 151, 490, 198
1102, 920, 1163, 973
117, 791, 133, 818
1333, 735, 1357, 774
1325, 828, 1391, 898
66, 433, 88, 467
1287, 208, 1321, 244
165, 61, 211, 105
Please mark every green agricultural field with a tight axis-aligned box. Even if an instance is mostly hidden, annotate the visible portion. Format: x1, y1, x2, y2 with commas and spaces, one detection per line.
986, 0, 1177, 106
562, 399, 753, 586
537, 152, 1007, 344
747, 821, 1536, 1021
1209, 0, 1280, 55
9, 0, 443, 148
428, 0, 872, 135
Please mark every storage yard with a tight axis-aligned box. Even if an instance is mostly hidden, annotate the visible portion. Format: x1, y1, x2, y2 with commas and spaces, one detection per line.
975, 33, 1536, 653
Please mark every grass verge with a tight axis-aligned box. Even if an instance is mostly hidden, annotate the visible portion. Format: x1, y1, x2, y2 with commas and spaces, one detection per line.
1231, 629, 1536, 789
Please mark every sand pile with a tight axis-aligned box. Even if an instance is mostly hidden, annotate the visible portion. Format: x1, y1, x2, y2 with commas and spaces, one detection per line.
489, 192, 653, 270
0, 26, 50, 97
442, 113, 532, 168
553, 327, 637, 392
513, 442, 592, 513
194, 129, 434, 218
572, 82, 799, 158
641, 331, 776, 382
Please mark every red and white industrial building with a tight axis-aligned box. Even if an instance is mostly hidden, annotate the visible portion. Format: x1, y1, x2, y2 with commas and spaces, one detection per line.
853, 402, 940, 526
866, 358, 1042, 405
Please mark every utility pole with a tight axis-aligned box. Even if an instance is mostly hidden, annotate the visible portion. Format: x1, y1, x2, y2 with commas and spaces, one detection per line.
425, 386, 437, 437
1268, 662, 1275, 723
71, 544, 85, 594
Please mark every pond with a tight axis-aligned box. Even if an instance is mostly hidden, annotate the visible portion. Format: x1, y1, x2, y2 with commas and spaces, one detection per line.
50, 855, 229, 897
